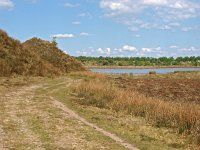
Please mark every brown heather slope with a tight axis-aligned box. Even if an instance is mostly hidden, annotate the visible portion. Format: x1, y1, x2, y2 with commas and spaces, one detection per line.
0, 29, 85, 76
23, 38, 85, 73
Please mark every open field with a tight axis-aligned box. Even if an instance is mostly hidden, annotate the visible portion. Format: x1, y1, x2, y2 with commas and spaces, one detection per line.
0, 72, 200, 149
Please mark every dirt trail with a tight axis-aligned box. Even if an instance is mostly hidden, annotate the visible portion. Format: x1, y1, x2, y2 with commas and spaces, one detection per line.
0, 78, 139, 150
0, 126, 6, 150
0, 85, 45, 149
51, 97, 138, 150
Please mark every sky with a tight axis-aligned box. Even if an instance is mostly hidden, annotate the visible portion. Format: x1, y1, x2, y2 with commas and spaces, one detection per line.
0, 0, 200, 57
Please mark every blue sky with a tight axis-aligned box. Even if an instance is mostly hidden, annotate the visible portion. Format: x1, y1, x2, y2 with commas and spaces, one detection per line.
0, 0, 200, 57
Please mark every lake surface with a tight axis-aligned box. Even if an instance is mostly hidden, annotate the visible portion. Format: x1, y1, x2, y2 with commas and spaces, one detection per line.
90, 67, 200, 74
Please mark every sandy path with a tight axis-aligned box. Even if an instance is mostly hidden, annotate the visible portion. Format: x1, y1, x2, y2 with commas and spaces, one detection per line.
51, 97, 138, 150
0, 85, 45, 149
0, 78, 139, 150
0, 125, 6, 150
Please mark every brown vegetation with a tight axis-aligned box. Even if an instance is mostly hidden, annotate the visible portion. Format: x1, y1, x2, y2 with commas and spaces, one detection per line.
23, 38, 85, 73
71, 72, 200, 145
0, 29, 85, 77
114, 72, 200, 104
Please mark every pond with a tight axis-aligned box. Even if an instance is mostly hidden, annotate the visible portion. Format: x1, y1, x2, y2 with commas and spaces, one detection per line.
90, 67, 200, 74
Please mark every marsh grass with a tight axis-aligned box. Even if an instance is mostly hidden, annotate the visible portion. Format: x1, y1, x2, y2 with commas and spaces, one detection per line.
72, 73, 200, 144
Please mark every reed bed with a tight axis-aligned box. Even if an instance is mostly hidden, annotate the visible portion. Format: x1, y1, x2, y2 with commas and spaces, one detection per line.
72, 78, 200, 144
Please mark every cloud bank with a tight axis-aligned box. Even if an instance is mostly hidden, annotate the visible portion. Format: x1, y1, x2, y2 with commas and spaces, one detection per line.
100, 0, 200, 31
0, 0, 14, 9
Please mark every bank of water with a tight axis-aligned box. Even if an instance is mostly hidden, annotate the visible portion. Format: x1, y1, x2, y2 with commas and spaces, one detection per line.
90, 67, 200, 74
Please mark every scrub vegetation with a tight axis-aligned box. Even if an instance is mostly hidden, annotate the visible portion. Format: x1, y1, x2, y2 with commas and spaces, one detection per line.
0, 29, 85, 77
76, 56, 200, 67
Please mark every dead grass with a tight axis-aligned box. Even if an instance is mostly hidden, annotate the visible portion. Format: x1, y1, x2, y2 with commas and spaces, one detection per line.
71, 73, 200, 145
69, 71, 107, 80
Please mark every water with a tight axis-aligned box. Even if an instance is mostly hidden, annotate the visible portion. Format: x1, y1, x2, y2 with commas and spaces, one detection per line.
90, 67, 200, 74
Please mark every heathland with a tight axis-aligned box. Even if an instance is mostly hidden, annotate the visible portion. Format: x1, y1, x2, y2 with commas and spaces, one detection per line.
0, 29, 200, 149
0, 29, 85, 77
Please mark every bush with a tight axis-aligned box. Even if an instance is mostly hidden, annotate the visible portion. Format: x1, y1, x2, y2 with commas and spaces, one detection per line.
149, 71, 156, 75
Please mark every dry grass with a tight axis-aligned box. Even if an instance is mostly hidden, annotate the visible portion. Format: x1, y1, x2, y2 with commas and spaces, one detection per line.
72, 74, 200, 145
69, 71, 107, 80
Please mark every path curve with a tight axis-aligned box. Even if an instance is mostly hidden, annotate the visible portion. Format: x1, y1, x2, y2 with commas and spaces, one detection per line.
51, 97, 138, 150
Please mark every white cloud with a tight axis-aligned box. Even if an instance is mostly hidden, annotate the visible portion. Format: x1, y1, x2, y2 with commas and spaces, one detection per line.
142, 48, 152, 52
51, 34, 74, 38
78, 12, 92, 18
181, 27, 192, 32
142, 47, 162, 53
100, 1, 130, 12
97, 48, 111, 55
143, 0, 168, 6
160, 25, 171, 30
100, 0, 200, 31
122, 45, 137, 52
72, 21, 81, 25
135, 34, 141, 38
128, 26, 139, 32
80, 32, 90, 36
75, 45, 200, 57
179, 47, 198, 51
0, 0, 14, 9
64, 2, 79, 8
168, 22, 180, 27
170, 45, 178, 49
50, 32, 92, 39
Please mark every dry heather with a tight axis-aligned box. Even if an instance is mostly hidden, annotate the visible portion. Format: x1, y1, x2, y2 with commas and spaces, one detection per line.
72, 74, 200, 145
0, 29, 85, 77
23, 38, 85, 73
114, 72, 200, 104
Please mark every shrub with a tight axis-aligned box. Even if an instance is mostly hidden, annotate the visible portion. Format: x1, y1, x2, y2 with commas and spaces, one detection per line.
149, 71, 156, 75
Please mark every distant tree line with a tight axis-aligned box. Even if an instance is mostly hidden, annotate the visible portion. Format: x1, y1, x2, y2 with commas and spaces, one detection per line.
76, 56, 200, 66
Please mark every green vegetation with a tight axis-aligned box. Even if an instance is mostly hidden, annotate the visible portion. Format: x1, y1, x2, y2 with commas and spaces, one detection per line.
0, 29, 85, 77
76, 56, 200, 67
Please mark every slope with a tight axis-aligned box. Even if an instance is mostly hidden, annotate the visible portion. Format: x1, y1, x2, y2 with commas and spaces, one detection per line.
0, 29, 85, 77
23, 38, 85, 73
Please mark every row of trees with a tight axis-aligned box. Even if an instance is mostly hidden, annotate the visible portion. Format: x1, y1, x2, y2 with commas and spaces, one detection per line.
76, 56, 200, 66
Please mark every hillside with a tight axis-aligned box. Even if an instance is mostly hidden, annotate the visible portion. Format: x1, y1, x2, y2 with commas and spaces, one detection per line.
0, 29, 85, 76
23, 38, 85, 73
